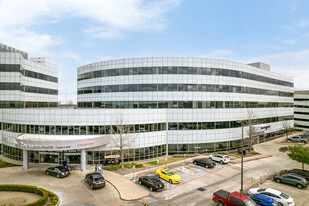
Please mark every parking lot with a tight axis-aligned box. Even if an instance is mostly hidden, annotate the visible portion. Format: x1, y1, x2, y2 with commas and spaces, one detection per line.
258, 179, 309, 206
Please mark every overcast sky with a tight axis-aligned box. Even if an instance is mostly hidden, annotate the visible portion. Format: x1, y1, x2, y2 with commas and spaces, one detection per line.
1, 0, 309, 103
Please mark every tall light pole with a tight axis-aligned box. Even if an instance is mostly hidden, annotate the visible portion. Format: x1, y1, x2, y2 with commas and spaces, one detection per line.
237, 119, 244, 193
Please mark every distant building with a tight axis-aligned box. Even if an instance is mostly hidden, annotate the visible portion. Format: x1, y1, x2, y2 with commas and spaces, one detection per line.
294, 91, 309, 131
0, 44, 294, 171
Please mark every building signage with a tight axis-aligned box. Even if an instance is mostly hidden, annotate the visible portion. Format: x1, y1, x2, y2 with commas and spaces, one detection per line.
20, 142, 71, 150
16, 135, 110, 151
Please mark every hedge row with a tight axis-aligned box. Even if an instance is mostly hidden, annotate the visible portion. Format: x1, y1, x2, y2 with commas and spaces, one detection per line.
0, 184, 59, 206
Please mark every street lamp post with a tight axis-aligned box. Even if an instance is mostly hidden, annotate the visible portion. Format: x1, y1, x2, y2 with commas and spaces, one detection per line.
237, 119, 244, 193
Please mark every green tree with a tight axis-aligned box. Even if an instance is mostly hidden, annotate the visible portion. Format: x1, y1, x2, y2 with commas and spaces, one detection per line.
287, 145, 309, 170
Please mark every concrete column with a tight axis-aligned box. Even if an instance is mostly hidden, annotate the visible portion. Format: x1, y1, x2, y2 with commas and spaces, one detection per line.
23, 150, 29, 170
80, 149, 86, 171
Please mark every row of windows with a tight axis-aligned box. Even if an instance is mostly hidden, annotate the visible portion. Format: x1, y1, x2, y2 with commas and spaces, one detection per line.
77, 66, 293, 87
294, 112, 309, 115
77, 101, 293, 109
294, 105, 309, 108
24, 86, 58, 95
0, 64, 58, 83
24, 70, 58, 83
78, 84, 293, 97
0, 83, 58, 95
294, 118, 309, 122
167, 115, 293, 130
295, 124, 309, 129
294, 98, 309, 101
0, 115, 293, 135
1, 122, 167, 135
0, 82, 20, 90
0, 101, 58, 108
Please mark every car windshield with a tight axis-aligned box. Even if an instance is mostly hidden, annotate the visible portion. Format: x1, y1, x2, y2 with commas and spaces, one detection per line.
257, 189, 266, 192
59, 168, 67, 172
94, 177, 104, 182
280, 193, 289, 199
167, 171, 175, 176
245, 199, 258, 206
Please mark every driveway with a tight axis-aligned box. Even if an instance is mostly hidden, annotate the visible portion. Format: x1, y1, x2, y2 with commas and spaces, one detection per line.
0, 165, 125, 206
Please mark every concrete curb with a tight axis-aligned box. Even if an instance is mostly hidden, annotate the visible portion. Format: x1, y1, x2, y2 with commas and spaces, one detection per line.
104, 178, 150, 202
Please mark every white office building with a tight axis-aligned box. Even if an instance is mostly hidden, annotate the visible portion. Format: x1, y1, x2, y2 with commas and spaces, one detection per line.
294, 91, 309, 131
0, 45, 294, 171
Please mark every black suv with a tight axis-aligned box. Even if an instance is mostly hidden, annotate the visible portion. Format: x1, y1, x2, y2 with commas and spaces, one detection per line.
84, 172, 105, 189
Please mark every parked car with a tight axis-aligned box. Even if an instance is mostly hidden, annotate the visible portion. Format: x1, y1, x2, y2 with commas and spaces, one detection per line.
84, 172, 105, 189
156, 169, 181, 184
193, 158, 216, 168
212, 189, 258, 206
45, 166, 70, 178
273, 173, 308, 189
287, 136, 307, 144
248, 188, 294, 206
245, 193, 279, 206
138, 176, 164, 191
209, 154, 230, 164
279, 169, 309, 181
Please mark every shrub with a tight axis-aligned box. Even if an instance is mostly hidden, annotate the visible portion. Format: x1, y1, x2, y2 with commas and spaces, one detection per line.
0, 184, 58, 206
135, 163, 143, 168
147, 161, 158, 165
109, 164, 121, 170
215, 151, 227, 155
123, 163, 133, 168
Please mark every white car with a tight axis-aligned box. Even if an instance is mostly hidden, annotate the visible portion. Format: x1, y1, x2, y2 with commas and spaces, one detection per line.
209, 154, 230, 164
248, 188, 294, 206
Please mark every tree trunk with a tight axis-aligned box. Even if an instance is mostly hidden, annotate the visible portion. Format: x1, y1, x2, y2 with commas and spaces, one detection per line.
302, 163, 304, 170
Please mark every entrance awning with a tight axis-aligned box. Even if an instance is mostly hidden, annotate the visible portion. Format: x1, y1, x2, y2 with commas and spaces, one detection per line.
16, 134, 110, 151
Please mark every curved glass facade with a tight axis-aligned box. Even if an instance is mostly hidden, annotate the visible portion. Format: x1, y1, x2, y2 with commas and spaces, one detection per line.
78, 66, 293, 87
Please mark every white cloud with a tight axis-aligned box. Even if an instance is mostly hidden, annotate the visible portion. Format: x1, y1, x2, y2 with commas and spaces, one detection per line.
0, 0, 180, 54
241, 49, 309, 91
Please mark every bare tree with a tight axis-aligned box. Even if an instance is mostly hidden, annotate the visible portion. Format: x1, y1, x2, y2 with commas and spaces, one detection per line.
244, 110, 260, 152
282, 121, 294, 141
110, 115, 136, 169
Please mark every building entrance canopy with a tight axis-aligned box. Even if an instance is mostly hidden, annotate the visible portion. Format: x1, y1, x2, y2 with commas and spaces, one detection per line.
16, 134, 110, 151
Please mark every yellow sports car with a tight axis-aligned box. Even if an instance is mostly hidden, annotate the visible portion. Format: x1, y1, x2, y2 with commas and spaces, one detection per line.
156, 169, 181, 184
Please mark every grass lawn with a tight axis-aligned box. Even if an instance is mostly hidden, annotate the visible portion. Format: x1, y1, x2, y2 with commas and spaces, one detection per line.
0, 160, 19, 168
144, 157, 191, 168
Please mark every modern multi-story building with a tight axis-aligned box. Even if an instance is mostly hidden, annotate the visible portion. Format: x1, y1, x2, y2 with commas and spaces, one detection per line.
294, 91, 309, 131
0, 44, 294, 171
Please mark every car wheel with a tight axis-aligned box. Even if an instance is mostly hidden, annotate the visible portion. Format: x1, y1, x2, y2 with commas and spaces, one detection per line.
91, 184, 94, 189
216, 201, 225, 206
156, 174, 160, 179
45, 171, 49, 175
169, 179, 172, 184
296, 184, 303, 189
205, 164, 208, 168
138, 181, 142, 185
220, 160, 224, 164
278, 203, 283, 206
275, 178, 281, 183
56, 174, 60, 178
84, 178, 87, 183
150, 187, 153, 191
194, 161, 197, 165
